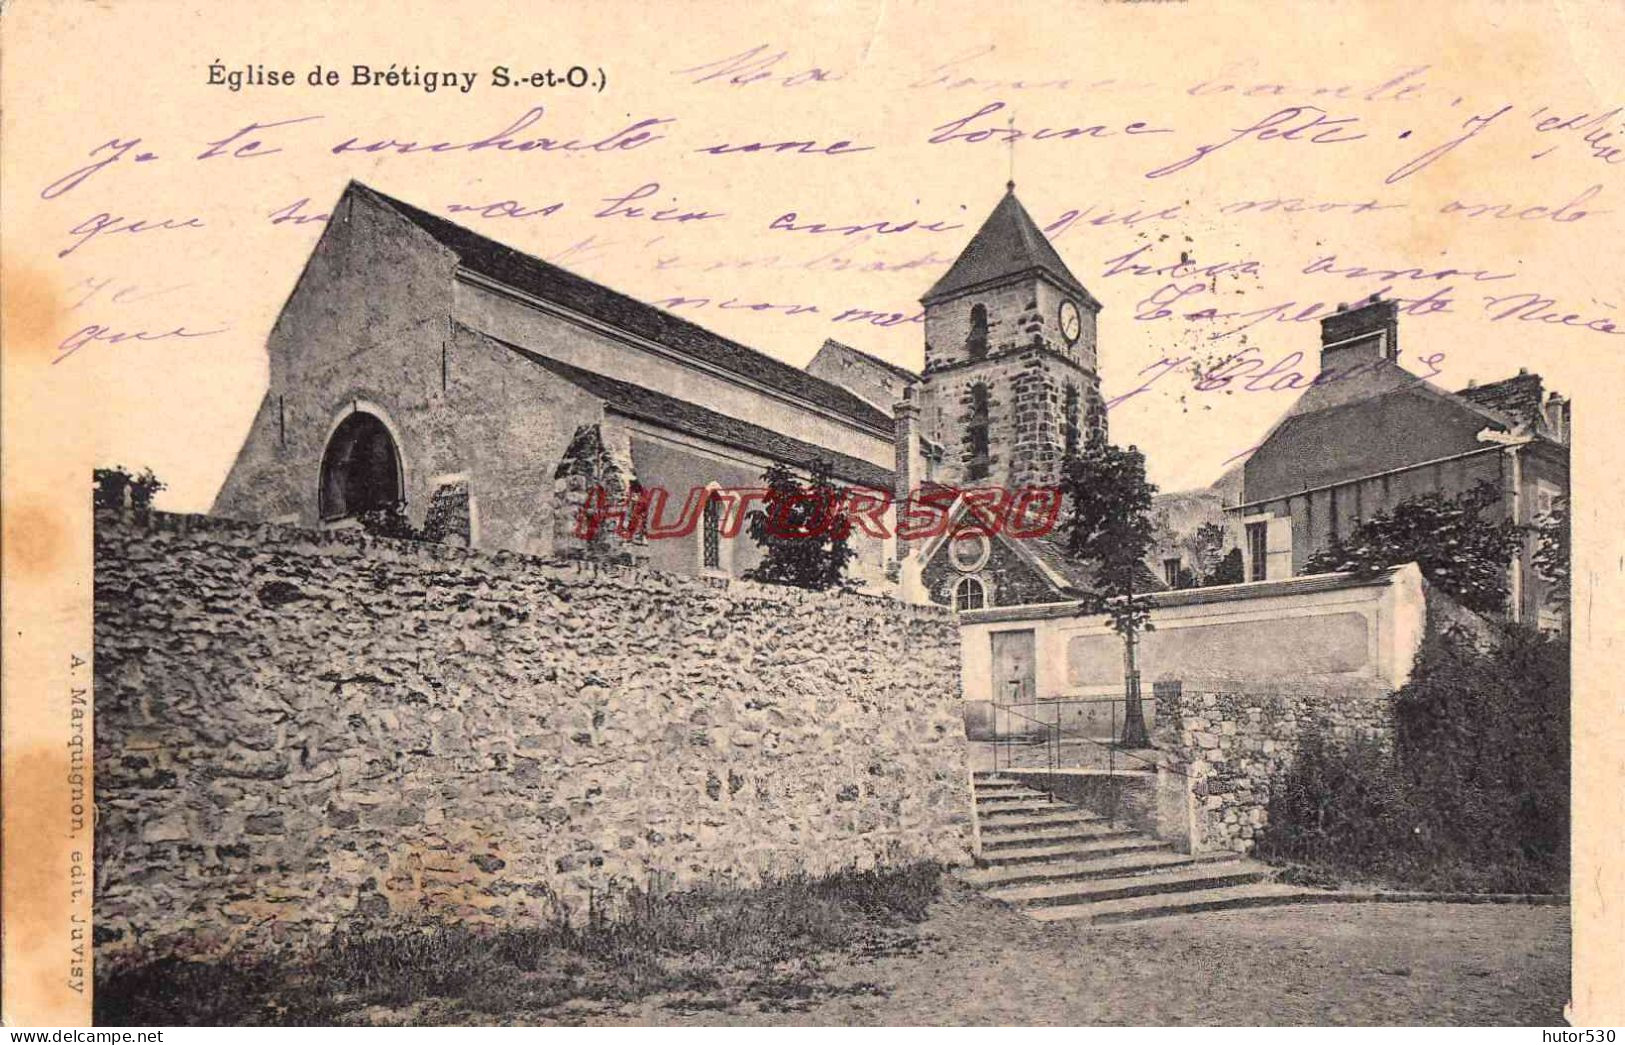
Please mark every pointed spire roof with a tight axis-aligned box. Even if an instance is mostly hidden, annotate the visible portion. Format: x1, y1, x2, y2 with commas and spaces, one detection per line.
922, 184, 1097, 308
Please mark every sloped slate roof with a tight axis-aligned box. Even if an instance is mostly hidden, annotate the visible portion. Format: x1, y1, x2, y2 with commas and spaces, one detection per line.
1024, 533, 1167, 595
1248, 356, 1522, 471
508, 343, 895, 491
351, 182, 892, 434
921, 185, 1097, 307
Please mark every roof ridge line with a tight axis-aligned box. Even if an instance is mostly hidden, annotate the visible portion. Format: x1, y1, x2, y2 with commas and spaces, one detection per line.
347, 181, 894, 433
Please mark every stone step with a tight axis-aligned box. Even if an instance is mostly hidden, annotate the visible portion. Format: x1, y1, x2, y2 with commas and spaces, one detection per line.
980, 823, 1142, 852
960, 849, 1245, 891
1026, 881, 1325, 924
976, 835, 1169, 867
988, 861, 1274, 909
978, 803, 1094, 822
976, 797, 1070, 815
979, 810, 1107, 835
974, 791, 1058, 806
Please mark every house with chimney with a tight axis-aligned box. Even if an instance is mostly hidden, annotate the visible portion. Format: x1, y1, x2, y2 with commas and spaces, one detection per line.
1225, 297, 1570, 627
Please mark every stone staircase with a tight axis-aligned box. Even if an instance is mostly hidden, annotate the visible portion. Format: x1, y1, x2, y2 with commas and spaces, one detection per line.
962, 772, 1311, 924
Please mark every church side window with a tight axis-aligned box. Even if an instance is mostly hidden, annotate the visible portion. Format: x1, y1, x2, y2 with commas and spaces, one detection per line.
968, 303, 988, 361
968, 384, 990, 481
702, 492, 723, 569
954, 576, 986, 611
1064, 384, 1081, 457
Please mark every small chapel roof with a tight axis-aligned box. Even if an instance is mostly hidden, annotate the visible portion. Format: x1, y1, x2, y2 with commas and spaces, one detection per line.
920, 184, 1098, 308
812, 338, 920, 384
350, 183, 894, 435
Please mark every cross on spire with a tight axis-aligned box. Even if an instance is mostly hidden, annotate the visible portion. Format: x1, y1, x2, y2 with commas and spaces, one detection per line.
1006, 110, 1017, 191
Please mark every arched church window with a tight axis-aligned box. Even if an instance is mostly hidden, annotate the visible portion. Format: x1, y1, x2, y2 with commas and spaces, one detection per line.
1064, 384, 1081, 457
319, 411, 403, 520
968, 303, 989, 361
954, 576, 986, 611
1086, 383, 1108, 442
701, 492, 723, 569
968, 384, 991, 481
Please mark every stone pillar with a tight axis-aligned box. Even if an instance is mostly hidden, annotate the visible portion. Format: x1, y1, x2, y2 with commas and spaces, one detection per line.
1151, 679, 1197, 853
893, 386, 920, 560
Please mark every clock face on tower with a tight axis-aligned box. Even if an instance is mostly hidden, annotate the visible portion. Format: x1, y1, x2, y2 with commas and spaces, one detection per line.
1059, 300, 1082, 345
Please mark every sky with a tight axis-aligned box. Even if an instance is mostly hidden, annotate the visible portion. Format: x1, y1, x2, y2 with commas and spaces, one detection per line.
4, 0, 1621, 513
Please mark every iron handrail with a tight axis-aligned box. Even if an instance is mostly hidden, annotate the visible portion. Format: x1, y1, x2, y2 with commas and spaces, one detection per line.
990, 700, 1114, 822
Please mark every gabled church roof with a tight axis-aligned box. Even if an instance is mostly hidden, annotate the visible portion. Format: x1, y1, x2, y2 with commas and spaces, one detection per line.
921, 184, 1098, 308
348, 182, 894, 435
503, 338, 896, 490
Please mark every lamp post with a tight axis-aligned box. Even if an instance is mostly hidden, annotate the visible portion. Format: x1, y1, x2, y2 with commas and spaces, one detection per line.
1118, 565, 1150, 750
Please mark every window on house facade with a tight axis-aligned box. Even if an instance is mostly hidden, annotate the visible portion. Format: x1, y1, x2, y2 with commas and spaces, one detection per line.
1064, 384, 1081, 457
702, 493, 723, 569
968, 384, 990, 480
1246, 521, 1268, 581
968, 304, 989, 361
954, 576, 986, 611
1163, 557, 1182, 588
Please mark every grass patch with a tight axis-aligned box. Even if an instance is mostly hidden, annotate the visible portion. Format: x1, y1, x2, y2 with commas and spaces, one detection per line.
96, 860, 943, 1025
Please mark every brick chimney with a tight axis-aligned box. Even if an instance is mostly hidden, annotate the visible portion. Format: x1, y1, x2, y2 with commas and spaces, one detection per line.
1545, 393, 1570, 445
1319, 296, 1399, 369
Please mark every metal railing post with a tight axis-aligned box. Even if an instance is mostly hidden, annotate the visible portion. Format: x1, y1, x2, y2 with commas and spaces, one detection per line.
1109, 699, 1117, 826
996, 702, 1004, 772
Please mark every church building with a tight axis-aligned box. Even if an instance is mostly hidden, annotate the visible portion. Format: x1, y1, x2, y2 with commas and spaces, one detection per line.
212, 180, 1112, 608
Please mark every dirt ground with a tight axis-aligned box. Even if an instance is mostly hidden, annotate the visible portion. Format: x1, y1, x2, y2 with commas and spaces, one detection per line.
547, 884, 1570, 1026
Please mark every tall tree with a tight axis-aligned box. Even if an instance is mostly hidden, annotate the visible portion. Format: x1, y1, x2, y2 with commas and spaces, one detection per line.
1059, 434, 1159, 747
743, 459, 856, 592
1302, 480, 1522, 615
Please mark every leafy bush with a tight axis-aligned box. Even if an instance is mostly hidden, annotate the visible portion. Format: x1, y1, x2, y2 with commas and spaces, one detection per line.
743, 459, 857, 591
1256, 623, 1569, 894
1207, 547, 1245, 586
94, 466, 165, 511
1302, 480, 1523, 614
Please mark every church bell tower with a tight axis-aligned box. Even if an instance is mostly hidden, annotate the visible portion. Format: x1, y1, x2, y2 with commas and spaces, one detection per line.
918, 183, 1105, 492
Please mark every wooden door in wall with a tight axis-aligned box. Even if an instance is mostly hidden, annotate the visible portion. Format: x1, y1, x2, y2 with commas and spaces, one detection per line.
990, 629, 1036, 707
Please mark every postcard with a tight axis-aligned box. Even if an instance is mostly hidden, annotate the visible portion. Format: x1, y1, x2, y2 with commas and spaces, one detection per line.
2, 0, 1621, 1029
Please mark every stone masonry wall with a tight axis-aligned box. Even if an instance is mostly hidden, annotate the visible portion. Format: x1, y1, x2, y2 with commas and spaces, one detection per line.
93, 511, 967, 967
1151, 676, 1393, 853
